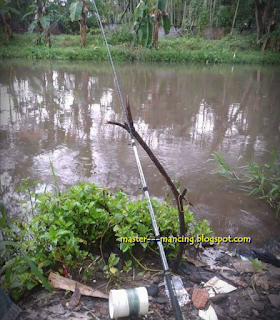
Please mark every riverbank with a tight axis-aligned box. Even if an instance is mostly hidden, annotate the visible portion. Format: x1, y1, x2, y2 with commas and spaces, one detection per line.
1, 33, 280, 64
17, 244, 280, 320
1, 180, 280, 319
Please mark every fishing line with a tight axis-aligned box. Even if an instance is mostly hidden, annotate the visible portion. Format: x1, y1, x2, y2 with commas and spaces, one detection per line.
91, 1, 183, 319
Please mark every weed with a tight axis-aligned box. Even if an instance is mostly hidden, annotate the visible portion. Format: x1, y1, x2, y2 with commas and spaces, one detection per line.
251, 258, 267, 272
211, 148, 280, 215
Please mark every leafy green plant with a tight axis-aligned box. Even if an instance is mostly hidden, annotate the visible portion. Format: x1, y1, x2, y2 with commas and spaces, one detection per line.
107, 24, 134, 45
211, 148, 280, 215
102, 253, 120, 279
0, 0, 20, 40
1, 180, 212, 299
0, 241, 52, 289
69, 1, 83, 22
70, 1, 89, 47
251, 258, 267, 272
134, 0, 171, 48
251, 257, 267, 293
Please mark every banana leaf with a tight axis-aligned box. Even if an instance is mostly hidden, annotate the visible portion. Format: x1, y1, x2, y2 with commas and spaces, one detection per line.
147, 19, 153, 48
70, 1, 83, 22
140, 16, 149, 47
162, 14, 171, 35
39, 16, 50, 29
134, 0, 146, 20
158, 0, 166, 11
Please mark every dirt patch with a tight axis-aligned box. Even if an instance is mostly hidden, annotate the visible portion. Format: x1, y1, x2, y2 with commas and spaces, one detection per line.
18, 246, 280, 320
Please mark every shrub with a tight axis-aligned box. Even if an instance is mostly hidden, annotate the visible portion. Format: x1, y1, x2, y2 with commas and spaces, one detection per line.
107, 25, 133, 45
0, 181, 212, 299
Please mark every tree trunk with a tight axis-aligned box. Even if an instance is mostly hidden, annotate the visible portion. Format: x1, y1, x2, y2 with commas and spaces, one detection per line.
42, 0, 51, 47
80, 1, 88, 48
262, 0, 274, 26
153, 22, 159, 49
119, 0, 131, 23
45, 28, 51, 47
211, 0, 217, 27
209, 0, 213, 26
80, 15, 87, 47
261, 8, 278, 51
2, 14, 12, 41
181, 0, 187, 28
231, 0, 240, 35
255, 0, 274, 41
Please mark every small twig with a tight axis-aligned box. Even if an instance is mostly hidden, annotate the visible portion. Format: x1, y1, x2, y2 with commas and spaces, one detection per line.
99, 223, 112, 265
96, 282, 107, 289
130, 252, 161, 273
88, 310, 101, 320
148, 244, 159, 255
154, 308, 164, 319
126, 95, 134, 126
105, 277, 112, 293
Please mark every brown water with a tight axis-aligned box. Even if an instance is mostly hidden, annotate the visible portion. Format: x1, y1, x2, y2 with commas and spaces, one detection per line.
0, 59, 280, 246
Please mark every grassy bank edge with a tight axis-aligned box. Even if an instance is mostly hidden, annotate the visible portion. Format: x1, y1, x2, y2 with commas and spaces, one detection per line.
1, 34, 280, 65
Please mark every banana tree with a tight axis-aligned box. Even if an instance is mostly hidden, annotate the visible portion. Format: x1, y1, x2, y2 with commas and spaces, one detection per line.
70, 0, 89, 47
0, 0, 20, 41
134, 0, 171, 48
25, 0, 52, 47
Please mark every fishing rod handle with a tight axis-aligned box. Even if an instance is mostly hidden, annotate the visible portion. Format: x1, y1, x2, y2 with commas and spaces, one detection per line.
165, 271, 184, 320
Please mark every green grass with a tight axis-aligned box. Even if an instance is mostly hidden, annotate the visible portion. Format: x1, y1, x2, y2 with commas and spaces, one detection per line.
211, 148, 280, 215
0, 33, 280, 64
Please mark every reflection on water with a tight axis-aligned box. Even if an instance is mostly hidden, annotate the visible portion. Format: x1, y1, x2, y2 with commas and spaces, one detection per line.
0, 60, 280, 245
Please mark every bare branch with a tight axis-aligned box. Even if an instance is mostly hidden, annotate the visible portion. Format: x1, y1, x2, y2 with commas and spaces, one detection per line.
107, 97, 193, 272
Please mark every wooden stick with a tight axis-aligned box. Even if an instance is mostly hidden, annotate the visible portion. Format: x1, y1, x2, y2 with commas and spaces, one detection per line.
48, 272, 108, 299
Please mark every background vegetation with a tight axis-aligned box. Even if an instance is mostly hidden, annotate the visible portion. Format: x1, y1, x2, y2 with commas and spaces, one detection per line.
0, 0, 280, 63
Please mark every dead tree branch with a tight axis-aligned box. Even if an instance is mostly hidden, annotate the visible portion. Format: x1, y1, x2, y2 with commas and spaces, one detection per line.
107, 96, 192, 272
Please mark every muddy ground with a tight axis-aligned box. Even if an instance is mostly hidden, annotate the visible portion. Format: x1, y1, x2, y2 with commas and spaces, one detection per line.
18, 244, 280, 320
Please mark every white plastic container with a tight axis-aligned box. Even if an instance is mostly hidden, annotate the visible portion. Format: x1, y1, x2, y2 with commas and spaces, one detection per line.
109, 287, 149, 319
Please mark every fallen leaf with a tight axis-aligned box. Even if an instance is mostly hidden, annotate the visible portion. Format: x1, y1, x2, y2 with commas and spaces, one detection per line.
233, 261, 254, 274
186, 256, 206, 267
220, 271, 248, 287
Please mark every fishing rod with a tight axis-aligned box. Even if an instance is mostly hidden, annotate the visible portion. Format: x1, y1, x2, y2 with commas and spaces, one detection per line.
91, 1, 183, 320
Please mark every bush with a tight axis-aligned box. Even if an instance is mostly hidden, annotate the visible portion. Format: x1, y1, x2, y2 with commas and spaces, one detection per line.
0, 181, 212, 300
107, 24, 134, 45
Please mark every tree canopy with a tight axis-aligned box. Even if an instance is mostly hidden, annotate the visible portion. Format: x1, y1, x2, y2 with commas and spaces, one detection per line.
0, 0, 279, 50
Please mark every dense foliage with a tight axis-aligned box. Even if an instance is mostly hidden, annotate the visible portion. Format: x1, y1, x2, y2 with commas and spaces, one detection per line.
0, 0, 279, 51
0, 181, 212, 300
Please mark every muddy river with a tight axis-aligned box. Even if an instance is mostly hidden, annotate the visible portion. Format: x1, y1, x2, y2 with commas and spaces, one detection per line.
0, 59, 279, 246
